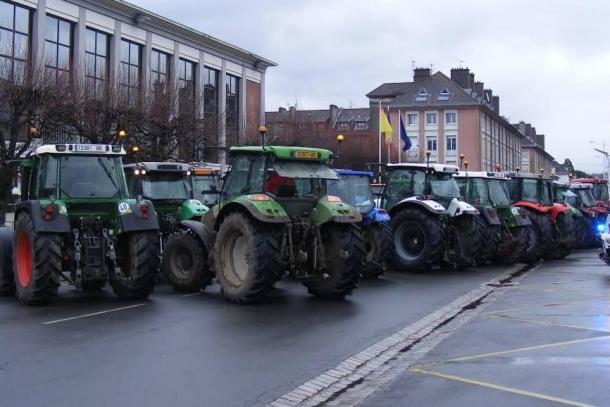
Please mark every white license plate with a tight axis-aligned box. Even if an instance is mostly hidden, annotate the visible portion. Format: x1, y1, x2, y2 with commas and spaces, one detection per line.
75, 144, 105, 152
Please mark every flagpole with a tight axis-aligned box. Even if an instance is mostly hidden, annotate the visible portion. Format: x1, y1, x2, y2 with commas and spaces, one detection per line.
397, 109, 402, 163
378, 100, 382, 166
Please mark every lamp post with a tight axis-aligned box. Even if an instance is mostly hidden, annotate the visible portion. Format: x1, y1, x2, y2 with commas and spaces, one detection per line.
336, 134, 344, 162
589, 140, 609, 180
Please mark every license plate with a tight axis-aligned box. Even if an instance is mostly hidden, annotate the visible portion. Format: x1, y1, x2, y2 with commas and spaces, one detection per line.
294, 151, 319, 159
75, 144, 105, 152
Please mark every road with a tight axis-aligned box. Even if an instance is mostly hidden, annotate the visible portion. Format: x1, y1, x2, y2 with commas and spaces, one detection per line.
0, 265, 514, 407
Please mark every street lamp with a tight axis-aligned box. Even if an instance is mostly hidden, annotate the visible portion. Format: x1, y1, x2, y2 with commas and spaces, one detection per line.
589, 140, 609, 180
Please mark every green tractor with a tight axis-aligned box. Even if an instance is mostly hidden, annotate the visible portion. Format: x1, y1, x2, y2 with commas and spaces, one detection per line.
0, 144, 160, 305
163, 146, 365, 303
454, 171, 533, 264
190, 166, 222, 206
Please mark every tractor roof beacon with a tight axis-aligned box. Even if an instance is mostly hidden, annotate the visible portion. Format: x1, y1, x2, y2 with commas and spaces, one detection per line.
382, 162, 482, 271
163, 145, 366, 302
0, 144, 160, 305
328, 169, 393, 279
455, 171, 533, 264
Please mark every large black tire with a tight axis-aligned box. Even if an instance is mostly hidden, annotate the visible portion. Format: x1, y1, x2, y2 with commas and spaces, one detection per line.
519, 224, 541, 263
0, 226, 15, 296
162, 230, 213, 292
573, 216, 588, 249
214, 213, 282, 304
474, 215, 496, 265
362, 222, 393, 278
502, 226, 528, 264
529, 211, 554, 259
391, 208, 444, 272
110, 232, 159, 300
303, 223, 365, 299
546, 213, 575, 260
13, 213, 61, 305
451, 215, 482, 269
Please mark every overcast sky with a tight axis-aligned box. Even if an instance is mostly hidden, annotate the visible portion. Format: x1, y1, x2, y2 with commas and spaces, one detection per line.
131, 0, 610, 173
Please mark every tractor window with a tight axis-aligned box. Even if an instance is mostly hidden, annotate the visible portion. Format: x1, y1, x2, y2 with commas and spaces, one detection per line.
429, 173, 460, 199
125, 171, 139, 197
455, 179, 467, 199
489, 180, 511, 206
522, 179, 538, 202
541, 182, 553, 205
192, 175, 219, 205
385, 169, 424, 208
470, 178, 490, 205
59, 156, 125, 198
328, 175, 374, 213
39, 155, 59, 198
224, 154, 265, 200
593, 184, 609, 201
141, 173, 190, 200
578, 189, 595, 207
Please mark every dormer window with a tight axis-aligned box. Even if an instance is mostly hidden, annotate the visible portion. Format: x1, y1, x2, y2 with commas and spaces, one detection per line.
416, 88, 428, 101
437, 88, 450, 101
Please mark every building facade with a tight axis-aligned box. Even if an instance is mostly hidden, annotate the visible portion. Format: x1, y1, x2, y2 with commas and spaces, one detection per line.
0, 0, 275, 163
367, 68, 531, 171
514, 121, 554, 174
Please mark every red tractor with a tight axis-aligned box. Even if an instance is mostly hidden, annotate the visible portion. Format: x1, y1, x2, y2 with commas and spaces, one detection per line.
507, 172, 575, 259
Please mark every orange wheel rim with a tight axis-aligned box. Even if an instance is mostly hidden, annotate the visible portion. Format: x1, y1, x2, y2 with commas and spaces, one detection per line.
16, 232, 32, 287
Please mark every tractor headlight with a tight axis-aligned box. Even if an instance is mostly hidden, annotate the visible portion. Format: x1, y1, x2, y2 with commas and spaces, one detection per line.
597, 224, 606, 233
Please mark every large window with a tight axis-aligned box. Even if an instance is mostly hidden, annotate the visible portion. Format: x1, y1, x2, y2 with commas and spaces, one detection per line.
426, 112, 436, 125
119, 39, 141, 106
85, 28, 109, 99
44, 15, 72, 84
226, 73, 240, 145
178, 58, 195, 112
407, 113, 417, 126
446, 135, 456, 154
203, 66, 219, 161
0, 1, 30, 82
150, 49, 169, 96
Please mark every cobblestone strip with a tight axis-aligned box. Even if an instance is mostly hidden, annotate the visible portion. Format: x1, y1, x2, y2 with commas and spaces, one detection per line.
269, 264, 532, 407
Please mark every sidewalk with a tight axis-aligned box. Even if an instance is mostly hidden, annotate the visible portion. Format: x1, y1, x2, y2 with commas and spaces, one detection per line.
361, 250, 610, 407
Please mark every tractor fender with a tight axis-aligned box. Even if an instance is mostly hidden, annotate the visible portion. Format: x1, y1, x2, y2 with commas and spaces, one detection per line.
0, 226, 14, 275
388, 196, 446, 217
446, 198, 479, 218
363, 207, 391, 226
548, 203, 570, 222
118, 199, 160, 234
218, 201, 290, 226
475, 205, 502, 226
513, 200, 549, 214
509, 206, 533, 226
14, 201, 71, 233
176, 220, 215, 254
314, 198, 362, 225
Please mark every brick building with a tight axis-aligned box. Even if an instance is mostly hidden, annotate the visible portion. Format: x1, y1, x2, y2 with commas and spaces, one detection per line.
514, 121, 555, 173
0, 0, 275, 163
367, 68, 534, 171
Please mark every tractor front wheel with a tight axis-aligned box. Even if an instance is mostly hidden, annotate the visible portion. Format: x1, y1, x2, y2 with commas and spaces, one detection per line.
214, 213, 281, 304
13, 213, 61, 305
391, 208, 444, 272
0, 227, 15, 296
110, 232, 159, 300
162, 230, 213, 292
304, 223, 365, 299
362, 222, 393, 278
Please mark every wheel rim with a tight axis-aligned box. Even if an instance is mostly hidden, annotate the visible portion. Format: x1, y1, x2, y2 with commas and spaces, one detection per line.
171, 246, 193, 278
395, 221, 426, 261
222, 231, 249, 287
16, 231, 32, 288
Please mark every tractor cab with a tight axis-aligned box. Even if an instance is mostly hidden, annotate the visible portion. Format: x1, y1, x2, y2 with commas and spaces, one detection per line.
191, 167, 222, 206
327, 170, 375, 214
573, 178, 610, 209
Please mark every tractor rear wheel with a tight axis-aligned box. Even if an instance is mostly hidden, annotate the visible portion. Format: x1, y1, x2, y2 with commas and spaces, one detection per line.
304, 223, 365, 299
502, 226, 528, 264
452, 215, 483, 269
13, 213, 61, 305
110, 232, 159, 300
573, 217, 588, 248
162, 230, 213, 292
0, 227, 15, 296
391, 208, 444, 272
546, 213, 575, 260
214, 213, 281, 304
362, 222, 393, 278
474, 215, 496, 265
528, 211, 554, 259
519, 224, 540, 263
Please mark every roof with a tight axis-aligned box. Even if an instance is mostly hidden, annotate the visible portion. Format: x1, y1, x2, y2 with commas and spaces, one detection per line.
35, 144, 125, 155
573, 178, 608, 184
124, 162, 191, 171
92, 0, 276, 68
455, 171, 506, 179
335, 108, 370, 123
504, 171, 551, 180
230, 146, 332, 161
387, 163, 459, 174
334, 169, 374, 178
521, 143, 555, 161
266, 109, 330, 124
366, 82, 411, 99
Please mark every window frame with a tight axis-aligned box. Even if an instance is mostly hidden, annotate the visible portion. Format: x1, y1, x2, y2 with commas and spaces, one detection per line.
0, 0, 31, 82
150, 48, 170, 95
84, 27, 109, 99
44, 14, 73, 84
426, 112, 437, 125
119, 38, 142, 106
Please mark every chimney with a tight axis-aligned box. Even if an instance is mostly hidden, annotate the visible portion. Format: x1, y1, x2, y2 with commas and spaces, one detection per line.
484, 89, 493, 105
474, 81, 484, 97
469, 73, 475, 89
536, 134, 545, 149
279, 107, 287, 113
330, 104, 339, 124
450, 68, 470, 89
492, 96, 500, 114
524, 123, 533, 141
413, 67, 431, 80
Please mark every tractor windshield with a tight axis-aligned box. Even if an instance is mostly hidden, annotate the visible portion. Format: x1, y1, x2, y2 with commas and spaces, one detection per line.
54, 155, 126, 199
384, 169, 426, 208
593, 184, 609, 201
522, 179, 539, 202
577, 189, 595, 207
489, 179, 511, 206
469, 178, 490, 205
327, 174, 374, 213
272, 160, 339, 180
429, 173, 460, 199
541, 181, 553, 205
192, 175, 219, 205
141, 172, 190, 200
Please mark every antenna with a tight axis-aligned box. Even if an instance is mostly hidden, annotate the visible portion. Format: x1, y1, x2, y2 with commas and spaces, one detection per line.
429, 63, 434, 71
411, 60, 416, 69
455, 59, 465, 67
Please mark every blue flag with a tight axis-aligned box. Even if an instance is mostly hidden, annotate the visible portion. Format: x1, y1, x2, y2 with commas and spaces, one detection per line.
400, 115, 412, 151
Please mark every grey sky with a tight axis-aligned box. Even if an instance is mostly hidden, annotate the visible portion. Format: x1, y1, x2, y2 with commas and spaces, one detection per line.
131, 0, 610, 173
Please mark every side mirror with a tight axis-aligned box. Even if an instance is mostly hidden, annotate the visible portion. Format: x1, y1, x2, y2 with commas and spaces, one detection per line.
209, 184, 218, 192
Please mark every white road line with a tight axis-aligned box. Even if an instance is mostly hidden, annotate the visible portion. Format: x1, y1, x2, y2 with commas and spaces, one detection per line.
43, 303, 147, 325
182, 292, 202, 297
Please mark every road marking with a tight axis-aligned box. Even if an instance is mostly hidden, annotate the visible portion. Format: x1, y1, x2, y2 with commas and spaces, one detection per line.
43, 303, 147, 325
410, 367, 594, 407
482, 314, 610, 333
182, 292, 202, 297
437, 335, 610, 364
481, 298, 600, 316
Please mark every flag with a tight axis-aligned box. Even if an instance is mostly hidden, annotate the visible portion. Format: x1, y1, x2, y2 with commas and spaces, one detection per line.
399, 114, 412, 151
380, 108, 393, 143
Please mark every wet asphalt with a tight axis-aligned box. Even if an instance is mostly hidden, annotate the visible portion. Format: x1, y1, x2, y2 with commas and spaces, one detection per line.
0, 265, 512, 407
